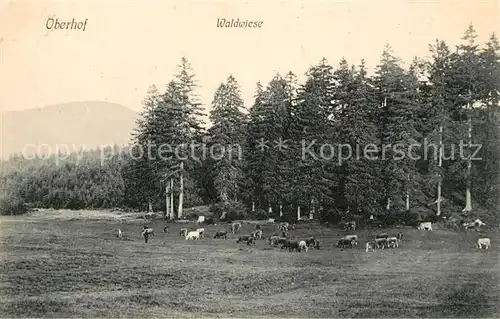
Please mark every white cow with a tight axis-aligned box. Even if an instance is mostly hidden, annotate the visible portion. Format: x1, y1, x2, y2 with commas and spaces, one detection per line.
186, 230, 200, 240
417, 222, 432, 231
387, 237, 399, 248
117, 229, 122, 238
477, 238, 491, 250
343, 235, 359, 246
365, 241, 377, 252
298, 240, 308, 252
474, 219, 486, 227
197, 216, 205, 224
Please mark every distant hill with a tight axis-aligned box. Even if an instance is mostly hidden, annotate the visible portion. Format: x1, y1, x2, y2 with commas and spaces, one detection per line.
1, 101, 138, 159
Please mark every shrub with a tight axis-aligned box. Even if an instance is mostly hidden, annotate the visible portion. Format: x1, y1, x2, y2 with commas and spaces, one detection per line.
0, 193, 28, 215
253, 208, 268, 220
209, 200, 248, 221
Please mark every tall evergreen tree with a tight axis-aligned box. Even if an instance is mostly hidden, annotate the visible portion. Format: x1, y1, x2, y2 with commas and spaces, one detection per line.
207, 75, 247, 204
373, 45, 422, 213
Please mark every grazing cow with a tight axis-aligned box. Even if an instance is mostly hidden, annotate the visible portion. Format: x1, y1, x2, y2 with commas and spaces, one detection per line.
477, 238, 491, 250
252, 229, 263, 240
236, 235, 254, 244
366, 241, 377, 252
387, 237, 399, 248
281, 230, 288, 238
336, 238, 353, 249
117, 229, 122, 238
313, 239, 320, 250
305, 237, 320, 250
474, 219, 486, 227
277, 237, 288, 247
278, 222, 289, 232
298, 240, 308, 252
344, 221, 356, 231
463, 222, 478, 231
417, 222, 432, 231
464, 219, 486, 231
375, 233, 388, 239
196, 216, 205, 224
186, 230, 200, 240
204, 217, 215, 225
180, 228, 188, 237
344, 235, 359, 246
396, 232, 403, 241
283, 240, 300, 252
375, 238, 388, 249
196, 228, 205, 238
268, 235, 280, 246
213, 230, 228, 239
231, 222, 242, 234
142, 226, 154, 237
247, 237, 256, 246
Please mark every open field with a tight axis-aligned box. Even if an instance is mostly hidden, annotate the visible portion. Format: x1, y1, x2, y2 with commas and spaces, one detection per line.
0, 213, 499, 318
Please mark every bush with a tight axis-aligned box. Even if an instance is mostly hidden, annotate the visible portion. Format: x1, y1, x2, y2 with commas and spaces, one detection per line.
209, 201, 248, 221
0, 193, 28, 215
253, 208, 268, 220
393, 209, 420, 226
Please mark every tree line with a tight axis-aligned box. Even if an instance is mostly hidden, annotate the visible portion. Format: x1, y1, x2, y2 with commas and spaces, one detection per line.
1, 25, 499, 225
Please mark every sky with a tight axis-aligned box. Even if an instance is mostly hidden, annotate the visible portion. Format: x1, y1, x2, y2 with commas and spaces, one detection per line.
0, 0, 498, 114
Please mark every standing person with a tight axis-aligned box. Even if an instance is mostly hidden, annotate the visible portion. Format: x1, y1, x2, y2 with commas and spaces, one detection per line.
142, 226, 149, 243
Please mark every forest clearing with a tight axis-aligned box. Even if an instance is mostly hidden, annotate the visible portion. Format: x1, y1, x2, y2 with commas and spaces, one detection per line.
0, 212, 498, 318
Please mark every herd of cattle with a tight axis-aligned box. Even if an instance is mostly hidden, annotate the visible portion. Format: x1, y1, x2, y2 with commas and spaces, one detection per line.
116, 217, 493, 251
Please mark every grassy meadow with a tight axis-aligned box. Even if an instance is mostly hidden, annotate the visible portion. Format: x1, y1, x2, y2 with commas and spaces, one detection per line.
0, 211, 499, 318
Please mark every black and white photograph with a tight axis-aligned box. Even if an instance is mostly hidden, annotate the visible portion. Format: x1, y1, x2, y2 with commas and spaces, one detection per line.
0, 0, 499, 317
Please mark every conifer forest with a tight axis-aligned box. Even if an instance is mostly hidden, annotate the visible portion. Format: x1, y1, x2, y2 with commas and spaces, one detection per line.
2, 25, 499, 226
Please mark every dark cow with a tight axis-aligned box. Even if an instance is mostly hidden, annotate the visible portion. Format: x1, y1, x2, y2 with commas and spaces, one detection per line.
213, 230, 228, 239
305, 237, 320, 250
236, 235, 254, 244
336, 238, 353, 249
268, 235, 279, 246
276, 237, 288, 247
204, 217, 215, 225
247, 237, 256, 246
282, 240, 300, 252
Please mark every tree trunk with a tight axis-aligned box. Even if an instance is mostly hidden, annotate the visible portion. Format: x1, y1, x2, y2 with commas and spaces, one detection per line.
165, 182, 170, 219
178, 161, 184, 219
405, 178, 410, 211
251, 201, 255, 213
279, 204, 283, 217
386, 197, 391, 210
268, 205, 272, 215
148, 199, 153, 213
437, 125, 443, 216
463, 103, 473, 212
170, 178, 174, 219
310, 198, 315, 219
297, 206, 301, 220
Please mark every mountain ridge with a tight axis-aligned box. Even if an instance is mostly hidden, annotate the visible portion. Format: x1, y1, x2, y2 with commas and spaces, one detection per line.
1, 101, 139, 159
